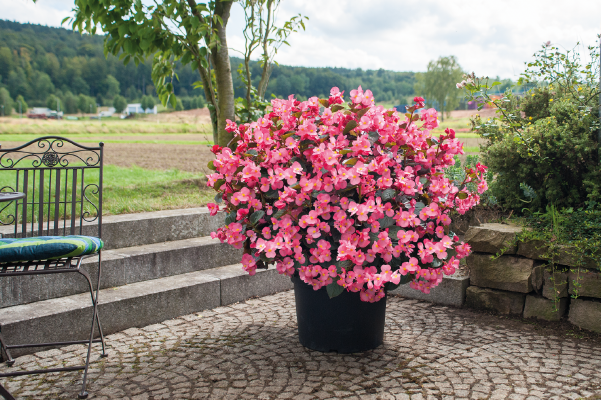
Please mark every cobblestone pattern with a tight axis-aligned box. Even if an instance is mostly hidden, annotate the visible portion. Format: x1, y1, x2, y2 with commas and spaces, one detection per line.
2, 291, 601, 399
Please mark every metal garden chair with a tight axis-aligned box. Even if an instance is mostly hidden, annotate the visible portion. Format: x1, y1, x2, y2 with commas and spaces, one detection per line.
0, 137, 107, 399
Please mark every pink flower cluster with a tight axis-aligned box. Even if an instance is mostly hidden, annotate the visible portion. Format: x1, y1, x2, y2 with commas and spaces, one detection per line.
208, 86, 487, 302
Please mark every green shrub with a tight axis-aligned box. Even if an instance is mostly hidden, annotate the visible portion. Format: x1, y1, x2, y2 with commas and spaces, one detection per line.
140, 95, 155, 111
113, 95, 127, 113
15, 95, 27, 114
46, 94, 61, 111
175, 98, 184, 111
0, 87, 13, 116
463, 42, 600, 212
481, 89, 600, 211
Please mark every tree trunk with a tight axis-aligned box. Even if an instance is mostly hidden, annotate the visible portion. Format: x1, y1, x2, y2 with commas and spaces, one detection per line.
196, 59, 219, 144
212, 1, 236, 148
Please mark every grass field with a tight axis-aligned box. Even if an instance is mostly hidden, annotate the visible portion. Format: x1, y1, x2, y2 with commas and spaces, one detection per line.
0, 120, 212, 135
0, 133, 213, 145
0, 164, 214, 221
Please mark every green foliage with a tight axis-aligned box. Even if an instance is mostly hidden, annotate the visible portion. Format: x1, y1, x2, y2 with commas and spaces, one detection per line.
180, 96, 205, 110
445, 154, 497, 206
414, 56, 463, 121
105, 74, 121, 99
140, 95, 155, 111
518, 203, 601, 268
0, 20, 418, 117
14, 95, 27, 114
481, 92, 600, 211
46, 94, 61, 111
462, 41, 600, 212
175, 98, 184, 111
63, 92, 78, 114
251, 59, 416, 105
112, 95, 127, 113
0, 87, 13, 116
77, 94, 96, 114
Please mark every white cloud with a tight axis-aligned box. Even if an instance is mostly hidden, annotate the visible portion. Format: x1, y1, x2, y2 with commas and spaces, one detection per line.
228, 0, 601, 79
2, 0, 600, 79
0, 0, 74, 28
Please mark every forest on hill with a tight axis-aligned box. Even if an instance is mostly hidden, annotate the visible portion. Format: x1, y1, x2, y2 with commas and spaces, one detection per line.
0, 19, 416, 113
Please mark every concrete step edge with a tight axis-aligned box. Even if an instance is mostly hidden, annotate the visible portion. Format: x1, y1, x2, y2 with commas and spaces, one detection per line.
0, 264, 294, 357
1, 236, 242, 309
0, 207, 226, 250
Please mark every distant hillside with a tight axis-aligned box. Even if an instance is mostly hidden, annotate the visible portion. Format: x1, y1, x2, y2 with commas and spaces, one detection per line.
0, 19, 416, 109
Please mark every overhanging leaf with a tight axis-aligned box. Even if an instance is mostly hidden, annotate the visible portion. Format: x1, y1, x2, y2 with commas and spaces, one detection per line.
337, 259, 353, 271
356, 107, 370, 118
272, 208, 287, 219
326, 282, 345, 299
265, 189, 279, 199
381, 188, 396, 201
250, 210, 265, 225
214, 179, 225, 191
224, 211, 236, 225
343, 120, 358, 134
378, 216, 395, 229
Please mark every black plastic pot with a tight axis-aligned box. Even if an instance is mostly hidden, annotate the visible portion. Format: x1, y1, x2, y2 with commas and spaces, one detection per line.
291, 275, 387, 353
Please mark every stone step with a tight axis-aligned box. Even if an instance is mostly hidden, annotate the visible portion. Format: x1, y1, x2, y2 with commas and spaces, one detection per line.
0, 236, 242, 308
0, 207, 225, 250
390, 273, 470, 307
0, 264, 294, 357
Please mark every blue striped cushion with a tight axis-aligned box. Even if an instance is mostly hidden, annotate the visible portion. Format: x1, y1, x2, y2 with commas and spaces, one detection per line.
0, 236, 103, 262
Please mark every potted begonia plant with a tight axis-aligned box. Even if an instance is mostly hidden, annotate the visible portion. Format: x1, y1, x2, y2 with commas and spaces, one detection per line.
207, 87, 487, 353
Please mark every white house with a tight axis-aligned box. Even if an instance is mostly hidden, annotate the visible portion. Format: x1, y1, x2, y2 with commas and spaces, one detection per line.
125, 103, 157, 115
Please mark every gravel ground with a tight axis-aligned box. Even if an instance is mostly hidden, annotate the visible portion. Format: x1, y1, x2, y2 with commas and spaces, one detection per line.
2, 290, 601, 400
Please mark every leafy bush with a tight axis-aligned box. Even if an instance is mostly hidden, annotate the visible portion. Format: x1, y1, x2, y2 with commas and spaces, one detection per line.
46, 94, 61, 111
462, 41, 600, 212
14, 95, 27, 114
180, 96, 205, 110
0, 87, 13, 116
113, 95, 127, 113
140, 95, 155, 111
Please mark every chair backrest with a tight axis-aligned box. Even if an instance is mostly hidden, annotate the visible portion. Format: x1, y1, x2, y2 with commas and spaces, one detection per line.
0, 136, 104, 239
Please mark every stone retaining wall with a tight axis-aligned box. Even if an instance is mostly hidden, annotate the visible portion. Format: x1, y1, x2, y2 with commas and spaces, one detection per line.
465, 223, 601, 332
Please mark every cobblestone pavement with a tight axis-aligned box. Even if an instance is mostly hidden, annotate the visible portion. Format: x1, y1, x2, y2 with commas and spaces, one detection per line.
2, 290, 601, 400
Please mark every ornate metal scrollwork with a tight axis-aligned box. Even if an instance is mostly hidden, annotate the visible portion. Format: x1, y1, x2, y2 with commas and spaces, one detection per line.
82, 184, 100, 223
0, 186, 17, 226
41, 151, 60, 167
0, 137, 100, 169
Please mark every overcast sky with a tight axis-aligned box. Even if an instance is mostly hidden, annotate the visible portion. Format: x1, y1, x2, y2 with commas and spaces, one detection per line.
2, 0, 600, 79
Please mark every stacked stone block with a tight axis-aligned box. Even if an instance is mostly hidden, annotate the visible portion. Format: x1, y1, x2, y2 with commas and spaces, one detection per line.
464, 223, 601, 332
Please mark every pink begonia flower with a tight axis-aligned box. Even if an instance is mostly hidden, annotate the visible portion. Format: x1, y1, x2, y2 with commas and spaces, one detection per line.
225, 119, 238, 132
208, 85, 488, 302
350, 86, 364, 104
236, 208, 250, 221
207, 203, 219, 216
433, 242, 448, 259
241, 253, 257, 275
362, 90, 374, 106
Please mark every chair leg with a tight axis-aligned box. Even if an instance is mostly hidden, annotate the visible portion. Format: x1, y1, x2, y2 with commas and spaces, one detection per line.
0, 383, 16, 400
78, 251, 105, 399
0, 329, 14, 367
95, 253, 107, 358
